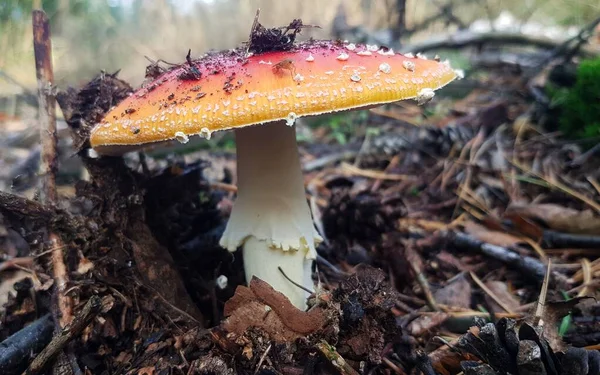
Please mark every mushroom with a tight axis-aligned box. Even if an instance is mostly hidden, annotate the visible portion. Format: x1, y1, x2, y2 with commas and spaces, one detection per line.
90, 41, 459, 308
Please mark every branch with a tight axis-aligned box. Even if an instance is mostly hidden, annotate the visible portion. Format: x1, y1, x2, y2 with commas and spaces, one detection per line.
0, 314, 54, 375
25, 296, 102, 375
447, 231, 569, 288
0, 190, 55, 222
542, 230, 600, 249
33, 10, 58, 205
32, 7, 74, 361
401, 30, 599, 57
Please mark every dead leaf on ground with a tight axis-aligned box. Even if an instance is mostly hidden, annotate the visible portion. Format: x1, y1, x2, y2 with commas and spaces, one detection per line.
464, 221, 526, 249
506, 203, 600, 235
408, 312, 449, 336
0, 270, 33, 314
483, 281, 520, 314
76, 256, 95, 274
434, 273, 472, 309
137, 366, 155, 375
535, 296, 594, 352
222, 277, 328, 343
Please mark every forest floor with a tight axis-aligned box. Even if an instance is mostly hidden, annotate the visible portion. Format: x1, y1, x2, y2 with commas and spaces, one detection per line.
1, 15, 600, 375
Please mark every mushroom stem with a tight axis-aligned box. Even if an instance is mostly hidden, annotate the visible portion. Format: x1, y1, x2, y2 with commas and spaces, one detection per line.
220, 121, 321, 309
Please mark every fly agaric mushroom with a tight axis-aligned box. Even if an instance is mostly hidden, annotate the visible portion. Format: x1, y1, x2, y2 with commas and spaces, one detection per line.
90, 41, 460, 308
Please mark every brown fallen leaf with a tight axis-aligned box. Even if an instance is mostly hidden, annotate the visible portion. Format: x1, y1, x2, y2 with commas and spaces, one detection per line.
464, 221, 525, 249
506, 203, 600, 235
137, 366, 155, 375
76, 256, 94, 274
433, 273, 472, 309
536, 296, 594, 352
483, 281, 520, 314
408, 312, 449, 336
223, 277, 327, 343
0, 270, 32, 314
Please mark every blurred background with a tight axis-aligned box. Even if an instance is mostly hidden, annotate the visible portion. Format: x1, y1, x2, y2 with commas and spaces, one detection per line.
0, 0, 599, 188
1, 0, 598, 93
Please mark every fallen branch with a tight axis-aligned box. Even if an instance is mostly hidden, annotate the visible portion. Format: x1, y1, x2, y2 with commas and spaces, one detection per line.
0, 191, 55, 222
406, 243, 439, 311
447, 231, 569, 287
316, 341, 359, 375
32, 10, 75, 374
0, 314, 54, 375
25, 296, 102, 375
33, 9, 58, 206
401, 30, 598, 58
542, 230, 600, 249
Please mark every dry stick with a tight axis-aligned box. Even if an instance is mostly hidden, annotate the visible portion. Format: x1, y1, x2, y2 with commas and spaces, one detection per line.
33, 9, 73, 328
315, 341, 360, 375
405, 244, 439, 311
25, 296, 102, 375
32, 10, 76, 374
450, 231, 570, 288
33, 9, 57, 205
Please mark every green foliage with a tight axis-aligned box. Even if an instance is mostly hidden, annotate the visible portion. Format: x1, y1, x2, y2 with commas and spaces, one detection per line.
558, 291, 572, 337
551, 57, 600, 140
304, 111, 369, 145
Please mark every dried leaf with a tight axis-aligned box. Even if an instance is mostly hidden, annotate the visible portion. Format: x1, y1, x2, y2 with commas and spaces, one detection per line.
408, 312, 449, 336
506, 204, 600, 235
223, 277, 327, 343
484, 281, 520, 314
76, 257, 95, 274
0, 270, 30, 314
464, 222, 525, 248
137, 366, 155, 375
538, 297, 594, 352
434, 273, 472, 309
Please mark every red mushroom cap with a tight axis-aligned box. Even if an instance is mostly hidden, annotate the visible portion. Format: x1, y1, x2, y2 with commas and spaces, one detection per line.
90, 41, 458, 155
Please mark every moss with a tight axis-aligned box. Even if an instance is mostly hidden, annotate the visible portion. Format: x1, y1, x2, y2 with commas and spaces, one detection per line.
551, 57, 600, 141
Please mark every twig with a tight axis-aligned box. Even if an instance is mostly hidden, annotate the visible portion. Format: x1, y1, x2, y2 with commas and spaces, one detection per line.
532, 260, 552, 326
254, 343, 272, 374
0, 191, 56, 221
32, 11, 75, 374
302, 150, 358, 172
508, 158, 600, 213
341, 162, 410, 181
541, 16, 600, 68
33, 10, 58, 205
405, 244, 439, 311
0, 314, 54, 375
315, 341, 359, 375
401, 30, 598, 57
542, 230, 600, 249
449, 231, 569, 287
278, 266, 314, 294
25, 296, 102, 375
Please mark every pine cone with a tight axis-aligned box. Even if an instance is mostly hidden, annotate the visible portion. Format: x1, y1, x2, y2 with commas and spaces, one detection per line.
322, 188, 396, 260
456, 317, 600, 375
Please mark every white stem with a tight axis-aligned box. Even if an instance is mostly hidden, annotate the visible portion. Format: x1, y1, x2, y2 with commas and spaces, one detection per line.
219, 121, 321, 309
